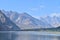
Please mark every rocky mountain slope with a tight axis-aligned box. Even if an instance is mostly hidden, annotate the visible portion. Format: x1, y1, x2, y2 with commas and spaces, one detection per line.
0, 10, 20, 31
2, 10, 53, 29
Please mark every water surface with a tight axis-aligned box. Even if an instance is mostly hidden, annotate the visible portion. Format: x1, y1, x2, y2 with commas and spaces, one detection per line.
0, 31, 60, 40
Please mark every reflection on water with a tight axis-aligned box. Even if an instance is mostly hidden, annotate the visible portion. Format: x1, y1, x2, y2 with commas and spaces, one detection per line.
0, 31, 60, 40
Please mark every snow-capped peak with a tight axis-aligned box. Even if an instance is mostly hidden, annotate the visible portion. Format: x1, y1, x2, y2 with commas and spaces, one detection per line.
49, 13, 60, 17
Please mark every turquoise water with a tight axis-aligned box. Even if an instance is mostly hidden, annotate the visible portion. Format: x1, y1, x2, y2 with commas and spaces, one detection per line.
0, 31, 60, 40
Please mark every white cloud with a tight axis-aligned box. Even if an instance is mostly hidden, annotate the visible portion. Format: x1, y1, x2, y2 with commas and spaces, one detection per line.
30, 5, 45, 11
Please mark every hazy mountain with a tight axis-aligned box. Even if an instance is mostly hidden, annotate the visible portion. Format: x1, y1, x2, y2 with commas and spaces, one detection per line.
0, 10, 20, 31
2, 10, 53, 29
1, 10, 60, 30
4, 12, 42, 29
40, 14, 60, 28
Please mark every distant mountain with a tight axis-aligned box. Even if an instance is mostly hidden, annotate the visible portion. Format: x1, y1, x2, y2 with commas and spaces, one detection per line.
0, 10, 20, 31
2, 10, 53, 29
40, 14, 60, 28
1, 10, 60, 30
4, 12, 42, 29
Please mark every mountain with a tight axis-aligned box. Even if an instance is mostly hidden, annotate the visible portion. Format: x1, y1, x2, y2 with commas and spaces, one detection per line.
0, 10, 20, 31
2, 10, 53, 29
39, 13, 60, 28
1, 10, 60, 30
4, 11, 42, 29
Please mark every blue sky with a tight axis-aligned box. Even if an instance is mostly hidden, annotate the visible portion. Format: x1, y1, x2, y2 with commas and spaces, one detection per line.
0, 0, 60, 18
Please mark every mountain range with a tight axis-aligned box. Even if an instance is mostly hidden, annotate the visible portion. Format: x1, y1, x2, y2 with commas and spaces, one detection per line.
0, 10, 60, 30
0, 10, 20, 31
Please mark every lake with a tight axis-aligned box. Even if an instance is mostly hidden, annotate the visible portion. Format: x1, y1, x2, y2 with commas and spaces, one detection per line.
0, 31, 60, 40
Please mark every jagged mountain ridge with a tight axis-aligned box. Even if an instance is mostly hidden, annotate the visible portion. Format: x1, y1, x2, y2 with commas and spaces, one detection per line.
2, 10, 53, 29
40, 14, 60, 28
0, 10, 20, 31
1, 10, 60, 30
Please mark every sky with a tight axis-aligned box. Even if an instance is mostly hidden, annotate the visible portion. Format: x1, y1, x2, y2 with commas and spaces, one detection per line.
0, 0, 60, 19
